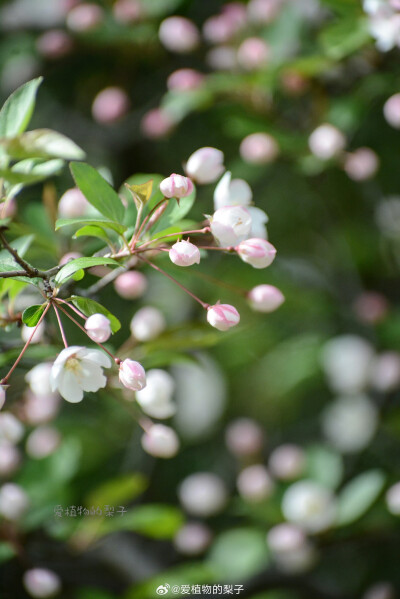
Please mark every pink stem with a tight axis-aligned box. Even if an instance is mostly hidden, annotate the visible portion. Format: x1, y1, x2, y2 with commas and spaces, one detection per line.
57, 298, 87, 320
129, 198, 168, 249
52, 303, 68, 348
137, 227, 210, 250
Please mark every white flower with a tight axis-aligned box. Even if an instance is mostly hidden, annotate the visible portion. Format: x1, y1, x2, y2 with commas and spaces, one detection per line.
0, 483, 29, 520
84, 313, 112, 343
321, 335, 375, 394
213, 171, 252, 210
50, 346, 111, 403
23, 568, 62, 598
282, 480, 337, 533
185, 147, 225, 184
322, 394, 378, 453
210, 205, 252, 246
178, 472, 227, 516
136, 369, 176, 419
248, 206, 269, 239
141, 424, 180, 458
25, 363, 55, 397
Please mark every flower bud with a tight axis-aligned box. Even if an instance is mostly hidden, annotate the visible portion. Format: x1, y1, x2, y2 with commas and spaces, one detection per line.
58, 187, 89, 218
22, 322, 45, 344
136, 369, 176, 419
237, 464, 274, 502
237, 238, 277, 269
353, 291, 388, 324
237, 37, 270, 70
370, 352, 400, 392
321, 335, 374, 394
386, 481, 400, 515
185, 147, 225, 184
363, 583, 396, 599
141, 424, 179, 458
308, 124, 346, 160
113, 0, 142, 23
0, 483, 29, 520
384, 93, 400, 128
213, 171, 252, 210
207, 46, 237, 71
282, 480, 337, 533
130, 306, 166, 341
26, 363, 55, 397
24, 393, 60, 425
141, 108, 174, 139
26, 426, 61, 459
225, 418, 264, 456
267, 523, 315, 574
67, 3, 103, 31
160, 174, 194, 199
119, 359, 146, 391
240, 132, 279, 164
59, 252, 83, 266
0, 387, 5, 411
23, 568, 61, 598
247, 0, 282, 23
207, 304, 240, 331
323, 394, 378, 453
210, 205, 252, 246
84, 313, 112, 343
92, 87, 130, 124
0, 443, 20, 476
174, 522, 212, 555
248, 284, 285, 313
36, 30, 73, 59
114, 271, 148, 299
269, 444, 305, 480
167, 69, 204, 91
344, 147, 379, 181
0, 412, 24, 444
178, 472, 227, 516
169, 240, 200, 267
159, 16, 200, 53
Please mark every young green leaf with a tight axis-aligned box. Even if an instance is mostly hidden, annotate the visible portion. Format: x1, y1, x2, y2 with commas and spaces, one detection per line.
0, 129, 85, 161
0, 77, 43, 138
56, 217, 126, 235
70, 162, 125, 223
54, 257, 119, 286
336, 470, 386, 526
22, 304, 46, 327
69, 295, 121, 333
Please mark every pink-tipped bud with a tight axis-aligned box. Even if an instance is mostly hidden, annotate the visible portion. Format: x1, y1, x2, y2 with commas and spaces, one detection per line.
92, 87, 130, 124
141, 424, 180, 458
119, 359, 146, 391
248, 284, 285, 312
1, 198, 16, 219
159, 16, 200, 53
207, 304, 240, 331
225, 418, 264, 456
114, 271, 147, 299
84, 313, 112, 343
240, 132, 279, 164
130, 307, 166, 341
237, 37, 270, 70
185, 147, 225, 184
344, 147, 379, 181
160, 174, 194, 199
58, 187, 89, 218
308, 124, 346, 160
141, 108, 174, 139
167, 69, 205, 91
384, 93, 400, 129
211, 205, 252, 246
237, 238, 277, 269
169, 240, 200, 267
113, 0, 142, 23
66, 3, 103, 31
36, 30, 73, 59
23, 568, 61, 598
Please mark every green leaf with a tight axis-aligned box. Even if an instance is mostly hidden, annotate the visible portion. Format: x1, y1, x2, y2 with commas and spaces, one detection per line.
337, 470, 386, 526
0, 233, 34, 262
0, 77, 43, 138
0, 159, 64, 187
0, 129, 85, 161
151, 186, 196, 234
54, 257, 119, 286
74, 226, 112, 243
125, 179, 154, 207
306, 445, 343, 490
70, 295, 121, 333
56, 217, 126, 236
120, 173, 164, 217
101, 504, 184, 539
86, 474, 148, 508
70, 162, 125, 223
0, 542, 16, 564
22, 303, 46, 327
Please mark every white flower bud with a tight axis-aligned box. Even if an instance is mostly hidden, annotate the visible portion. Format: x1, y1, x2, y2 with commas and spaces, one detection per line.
237, 238, 277, 269
92, 87, 129, 124
119, 359, 146, 391
384, 93, 400, 128
248, 284, 285, 313
207, 304, 240, 332
84, 313, 112, 343
282, 480, 337, 533
237, 464, 274, 502
321, 335, 375, 394
130, 307, 166, 341
141, 424, 179, 458
213, 172, 252, 210
308, 124, 346, 160
0, 483, 29, 520
23, 568, 61, 598
240, 132, 279, 165
160, 174, 194, 199
269, 444, 305, 480
169, 240, 200, 267
322, 394, 378, 453
211, 205, 252, 247
174, 522, 212, 555
159, 16, 200, 53
114, 271, 148, 299
26, 427, 61, 459
225, 418, 264, 456
136, 369, 175, 419
22, 321, 45, 344
58, 187, 89, 218
0, 412, 24, 444
344, 147, 379, 181
185, 147, 225, 184
179, 472, 227, 517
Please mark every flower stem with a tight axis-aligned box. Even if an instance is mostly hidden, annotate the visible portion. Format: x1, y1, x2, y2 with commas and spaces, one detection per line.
137, 227, 210, 251
52, 302, 68, 348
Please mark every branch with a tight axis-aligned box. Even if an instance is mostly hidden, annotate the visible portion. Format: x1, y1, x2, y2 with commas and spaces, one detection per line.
0, 228, 61, 281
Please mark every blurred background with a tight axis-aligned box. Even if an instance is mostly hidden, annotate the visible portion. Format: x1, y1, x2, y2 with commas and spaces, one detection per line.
0, 0, 400, 598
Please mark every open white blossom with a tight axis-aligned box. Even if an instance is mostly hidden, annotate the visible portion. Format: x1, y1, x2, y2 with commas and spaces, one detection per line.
50, 346, 111, 403
321, 335, 375, 394
282, 480, 337, 533
213, 171, 253, 210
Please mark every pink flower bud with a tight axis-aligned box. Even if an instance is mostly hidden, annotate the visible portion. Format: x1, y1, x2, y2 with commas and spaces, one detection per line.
384, 93, 400, 128
344, 147, 379, 181
1, 198, 16, 219
113, 0, 142, 23
92, 87, 130, 124
23, 393, 60, 425
114, 271, 147, 299
269, 444, 305, 480
267, 523, 307, 554
36, 30, 73, 59
370, 352, 400, 392
141, 424, 180, 458
167, 68, 205, 91
141, 108, 174, 139
169, 240, 200, 267
185, 147, 225, 184
247, 0, 282, 23
237, 464, 275, 502
353, 291, 388, 324
59, 252, 83, 266
207, 46, 237, 71
207, 303, 240, 331
237, 238, 277, 269
26, 426, 61, 459
159, 16, 200, 53
0, 443, 20, 476
0, 387, 5, 411
0, 483, 29, 520
240, 132, 279, 164
84, 313, 112, 343
67, 3, 103, 32
211, 205, 252, 246
225, 418, 264, 456
58, 187, 89, 218
248, 284, 285, 312
23, 568, 61, 598
237, 37, 270, 70
119, 359, 146, 391
308, 124, 346, 160
160, 174, 194, 199
174, 522, 212, 555
130, 307, 166, 341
